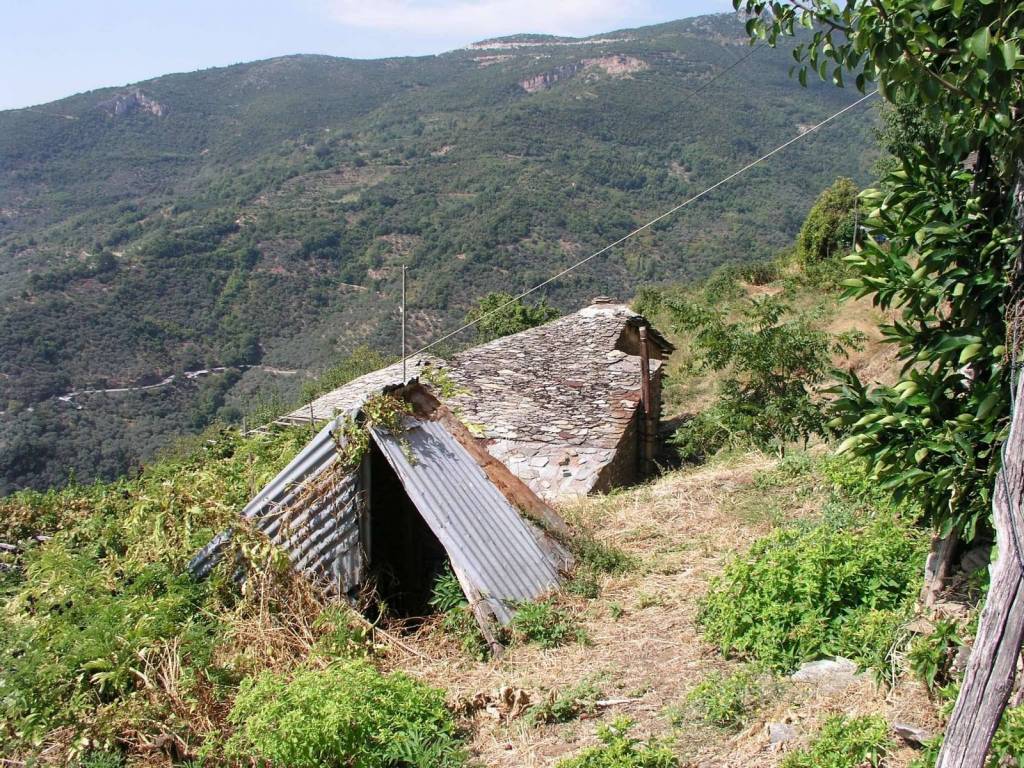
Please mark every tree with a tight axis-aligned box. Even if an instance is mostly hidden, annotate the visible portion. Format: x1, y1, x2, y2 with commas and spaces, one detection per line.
797, 177, 859, 265
464, 293, 559, 344
731, 2, 1024, 765
669, 295, 861, 457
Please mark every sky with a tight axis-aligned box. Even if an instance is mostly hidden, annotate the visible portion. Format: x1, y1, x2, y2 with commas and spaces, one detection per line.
1, 0, 736, 110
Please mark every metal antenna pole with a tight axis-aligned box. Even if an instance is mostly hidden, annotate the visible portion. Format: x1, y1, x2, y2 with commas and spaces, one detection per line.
401, 265, 407, 383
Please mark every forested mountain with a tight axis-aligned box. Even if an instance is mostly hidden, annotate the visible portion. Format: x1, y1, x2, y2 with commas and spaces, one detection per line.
0, 13, 879, 493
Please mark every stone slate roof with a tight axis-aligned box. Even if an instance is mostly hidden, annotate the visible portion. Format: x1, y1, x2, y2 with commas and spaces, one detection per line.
278, 300, 671, 499
444, 302, 668, 450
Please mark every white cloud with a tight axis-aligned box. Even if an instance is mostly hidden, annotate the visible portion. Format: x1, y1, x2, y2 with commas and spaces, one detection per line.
321, 0, 653, 39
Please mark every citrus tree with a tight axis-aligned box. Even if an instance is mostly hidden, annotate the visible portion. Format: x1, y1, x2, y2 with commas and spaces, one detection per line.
732, 2, 1023, 765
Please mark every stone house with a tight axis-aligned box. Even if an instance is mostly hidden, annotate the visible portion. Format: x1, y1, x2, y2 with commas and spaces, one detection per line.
275, 297, 674, 500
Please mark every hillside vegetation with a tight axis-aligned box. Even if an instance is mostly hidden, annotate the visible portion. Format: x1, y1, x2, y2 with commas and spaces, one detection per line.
0, 12, 879, 493
0, 185, 972, 766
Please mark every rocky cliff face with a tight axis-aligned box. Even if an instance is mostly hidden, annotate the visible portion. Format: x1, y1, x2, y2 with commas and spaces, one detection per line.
519, 55, 649, 93
98, 88, 167, 117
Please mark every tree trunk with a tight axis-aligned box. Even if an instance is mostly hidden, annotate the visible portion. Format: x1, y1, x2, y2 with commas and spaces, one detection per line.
922, 531, 960, 608
936, 168, 1024, 768
936, 374, 1024, 767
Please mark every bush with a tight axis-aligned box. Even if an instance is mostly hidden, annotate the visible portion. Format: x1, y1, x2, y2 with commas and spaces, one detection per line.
0, 426, 311, 759
301, 346, 393, 404
557, 718, 677, 768
464, 292, 559, 344
782, 715, 891, 768
686, 667, 764, 729
698, 515, 926, 672
796, 178, 859, 266
509, 599, 587, 648
223, 661, 466, 768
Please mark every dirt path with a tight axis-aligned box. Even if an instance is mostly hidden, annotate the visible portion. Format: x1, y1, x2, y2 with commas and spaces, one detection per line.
388, 453, 939, 767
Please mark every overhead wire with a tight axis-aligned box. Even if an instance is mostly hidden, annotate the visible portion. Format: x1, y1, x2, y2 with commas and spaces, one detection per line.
407, 89, 879, 358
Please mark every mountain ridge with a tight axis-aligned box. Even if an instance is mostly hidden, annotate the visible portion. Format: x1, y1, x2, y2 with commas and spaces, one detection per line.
0, 12, 879, 493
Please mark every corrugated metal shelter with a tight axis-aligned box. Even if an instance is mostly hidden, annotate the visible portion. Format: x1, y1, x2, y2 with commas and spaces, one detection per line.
190, 384, 573, 642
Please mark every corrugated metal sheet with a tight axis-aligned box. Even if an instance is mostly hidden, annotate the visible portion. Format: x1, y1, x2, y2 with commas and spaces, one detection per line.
371, 418, 570, 625
189, 411, 364, 594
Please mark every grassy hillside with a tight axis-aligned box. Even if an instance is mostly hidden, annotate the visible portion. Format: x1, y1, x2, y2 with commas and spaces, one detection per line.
0, 13, 880, 493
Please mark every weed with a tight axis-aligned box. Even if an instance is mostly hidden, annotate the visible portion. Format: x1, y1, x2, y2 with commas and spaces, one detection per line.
566, 568, 602, 599
509, 599, 587, 649
429, 565, 489, 660
429, 565, 466, 614
222, 661, 467, 768
698, 515, 926, 672
609, 602, 624, 620
557, 718, 678, 768
686, 667, 764, 729
311, 605, 373, 660
636, 592, 666, 609
572, 534, 635, 575
907, 619, 963, 692
781, 714, 891, 768
528, 680, 604, 725
74, 753, 125, 768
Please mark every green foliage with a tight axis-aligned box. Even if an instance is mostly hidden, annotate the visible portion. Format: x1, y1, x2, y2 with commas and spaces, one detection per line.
668, 295, 862, 456
334, 393, 412, 468
429, 564, 467, 614
781, 715, 891, 768
686, 667, 764, 729
829, 152, 1014, 541
430, 565, 489, 660
698, 502, 926, 672
566, 568, 602, 599
990, 706, 1024, 768
223, 661, 466, 768
737, 0, 1024, 547
557, 718, 677, 768
300, 346, 394, 403
796, 178, 859, 265
572, 534, 635, 575
528, 680, 604, 725
509, 599, 586, 649
0, 425, 372, 762
908, 619, 963, 692
464, 291, 559, 344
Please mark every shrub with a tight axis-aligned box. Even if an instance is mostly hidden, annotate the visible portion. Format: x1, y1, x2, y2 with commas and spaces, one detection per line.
429, 565, 489, 660
0, 426, 310, 759
223, 661, 466, 768
509, 599, 587, 648
782, 715, 891, 768
667, 296, 862, 456
698, 515, 926, 672
528, 680, 604, 725
300, 346, 393, 404
686, 667, 764, 729
796, 178, 859, 266
557, 718, 677, 768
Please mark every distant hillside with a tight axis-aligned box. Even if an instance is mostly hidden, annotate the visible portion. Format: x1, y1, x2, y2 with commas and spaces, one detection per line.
0, 13, 880, 493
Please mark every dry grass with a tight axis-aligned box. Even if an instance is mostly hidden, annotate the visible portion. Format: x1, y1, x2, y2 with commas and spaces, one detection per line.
384, 452, 939, 767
